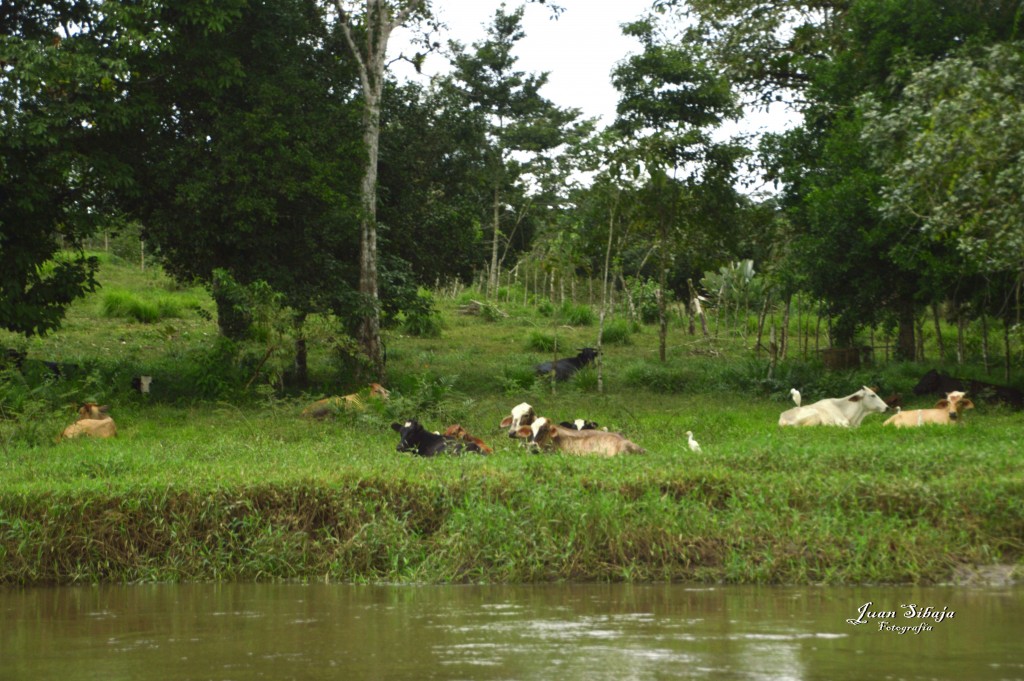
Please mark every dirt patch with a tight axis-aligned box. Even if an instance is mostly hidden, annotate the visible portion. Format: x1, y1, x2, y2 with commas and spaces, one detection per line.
947, 564, 1021, 587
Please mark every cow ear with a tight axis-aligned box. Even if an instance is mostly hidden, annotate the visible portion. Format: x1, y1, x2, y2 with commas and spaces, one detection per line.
500, 416, 513, 428
848, 394, 862, 402
962, 399, 975, 409
935, 400, 949, 409
391, 422, 402, 432
515, 425, 532, 438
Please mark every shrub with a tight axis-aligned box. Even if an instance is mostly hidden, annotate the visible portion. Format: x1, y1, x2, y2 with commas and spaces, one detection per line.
100, 290, 188, 323
501, 366, 537, 394
402, 291, 443, 338
560, 301, 595, 326
525, 331, 558, 353
622, 362, 693, 393
601, 318, 634, 345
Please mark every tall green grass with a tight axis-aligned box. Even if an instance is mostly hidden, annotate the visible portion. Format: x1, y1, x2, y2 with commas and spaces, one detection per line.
1, 255, 1022, 587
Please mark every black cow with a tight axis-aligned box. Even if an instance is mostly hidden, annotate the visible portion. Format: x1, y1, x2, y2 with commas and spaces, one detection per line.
2, 348, 26, 370
559, 419, 600, 431
391, 419, 481, 457
913, 369, 1023, 409
535, 347, 599, 381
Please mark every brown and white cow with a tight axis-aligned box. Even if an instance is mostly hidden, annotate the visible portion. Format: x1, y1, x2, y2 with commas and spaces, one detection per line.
499, 402, 536, 435
883, 390, 974, 428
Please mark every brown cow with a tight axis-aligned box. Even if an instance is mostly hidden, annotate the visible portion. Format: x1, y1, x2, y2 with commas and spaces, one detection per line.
883, 391, 974, 428
61, 403, 117, 439
443, 424, 493, 454
302, 383, 390, 419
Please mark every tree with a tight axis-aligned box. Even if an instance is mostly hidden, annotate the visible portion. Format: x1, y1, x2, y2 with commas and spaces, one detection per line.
113, 0, 366, 384
1, 2, 128, 335
611, 15, 742, 360
863, 43, 1024, 277
376, 81, 489, 285
684, 0, 1020, 355
334, 0, 439, 380
447, 4, 583, 297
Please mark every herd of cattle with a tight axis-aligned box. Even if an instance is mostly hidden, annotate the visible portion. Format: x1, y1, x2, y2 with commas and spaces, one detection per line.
44, 345, 1024, 452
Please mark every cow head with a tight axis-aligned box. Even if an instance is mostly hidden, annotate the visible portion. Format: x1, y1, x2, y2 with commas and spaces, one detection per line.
500, 402, 535, 435
578, 348, 599, 364
851, 386, 889, 414
391, 419, 425, 452
937, 391, 974, 422
78, 402, 110, 420
368, 383, 390, 399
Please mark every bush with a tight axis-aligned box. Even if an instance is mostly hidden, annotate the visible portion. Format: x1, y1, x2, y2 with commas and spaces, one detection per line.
525, 331, 558, 353
601, 318, 634, 345
622, 362, 693, 393
500, 366, 537, 394
100, 290, 187, 323
402, 291, 443, 338
560, 301, 595, 326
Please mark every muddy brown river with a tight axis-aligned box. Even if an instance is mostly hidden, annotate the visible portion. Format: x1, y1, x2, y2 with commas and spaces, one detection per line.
2, 582, 1021, 680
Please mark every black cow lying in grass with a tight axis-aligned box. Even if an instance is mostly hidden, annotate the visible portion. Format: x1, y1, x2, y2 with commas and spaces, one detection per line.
913, 368, 1023, 409
391, 419, 482, 457
535, 347, 599, 381
559, 419, 600, 431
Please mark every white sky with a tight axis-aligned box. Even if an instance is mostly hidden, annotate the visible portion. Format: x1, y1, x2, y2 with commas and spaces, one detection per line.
389, 0, 656, 126
389, 0, 798, 193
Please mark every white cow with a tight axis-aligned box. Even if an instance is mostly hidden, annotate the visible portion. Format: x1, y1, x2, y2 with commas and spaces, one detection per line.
778, 386, 889, 427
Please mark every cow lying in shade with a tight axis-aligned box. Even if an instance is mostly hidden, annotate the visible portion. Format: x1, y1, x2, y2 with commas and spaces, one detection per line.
883, 391, 974, 427
443, 424, 493, 454
391, 419, 482, 457
302, 383, 390, 419
61, 403, 117, 439
516, 417, 644, 457
913, 369, 1023, 409
535, 348, 599, 381
778, 386, 889, 427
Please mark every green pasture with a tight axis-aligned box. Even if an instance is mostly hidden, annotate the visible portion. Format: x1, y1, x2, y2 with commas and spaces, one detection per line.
1, 257, 1022, 586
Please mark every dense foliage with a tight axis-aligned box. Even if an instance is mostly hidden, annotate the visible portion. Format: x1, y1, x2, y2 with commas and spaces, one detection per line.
2, 0, 1022, 376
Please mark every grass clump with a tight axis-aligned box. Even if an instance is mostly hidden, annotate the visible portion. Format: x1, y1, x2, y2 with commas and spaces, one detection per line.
560, 301, 595, 326
100, 289, 195, 323
601, 318, 634, 345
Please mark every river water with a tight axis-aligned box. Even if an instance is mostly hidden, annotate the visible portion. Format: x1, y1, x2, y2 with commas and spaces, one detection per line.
1, 582, 1020, 680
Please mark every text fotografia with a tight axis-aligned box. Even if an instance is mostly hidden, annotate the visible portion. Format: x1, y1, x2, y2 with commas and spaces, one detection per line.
846, 602, 955, 634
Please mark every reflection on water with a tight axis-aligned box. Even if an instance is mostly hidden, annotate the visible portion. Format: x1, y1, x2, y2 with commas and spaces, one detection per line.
1, 582, 1021, 680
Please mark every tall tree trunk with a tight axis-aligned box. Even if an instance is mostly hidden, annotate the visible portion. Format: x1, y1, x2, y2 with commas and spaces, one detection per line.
293, 312, 308, 391
489, 185, 501, 297
932, 303, 946, 361
779, 294, 791, 359
597, 202, 615, 394
337, 0, 417, 382
895, 298, 916, 361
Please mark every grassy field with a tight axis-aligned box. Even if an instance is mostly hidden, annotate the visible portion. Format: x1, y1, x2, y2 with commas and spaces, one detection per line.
1, 254, 1022, 586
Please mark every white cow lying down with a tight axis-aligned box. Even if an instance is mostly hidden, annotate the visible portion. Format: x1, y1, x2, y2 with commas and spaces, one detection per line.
778, 386, 889, 427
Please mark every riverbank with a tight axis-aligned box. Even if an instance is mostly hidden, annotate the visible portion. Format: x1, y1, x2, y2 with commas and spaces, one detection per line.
2, 257, 1022, 586
2, 396, 1021, 586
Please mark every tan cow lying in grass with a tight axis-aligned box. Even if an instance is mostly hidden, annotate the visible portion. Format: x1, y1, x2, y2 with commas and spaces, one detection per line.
516, 417, 645, 457
302, 383, 390, 419
61, 403, 117, 439
883, 390, 974, 428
